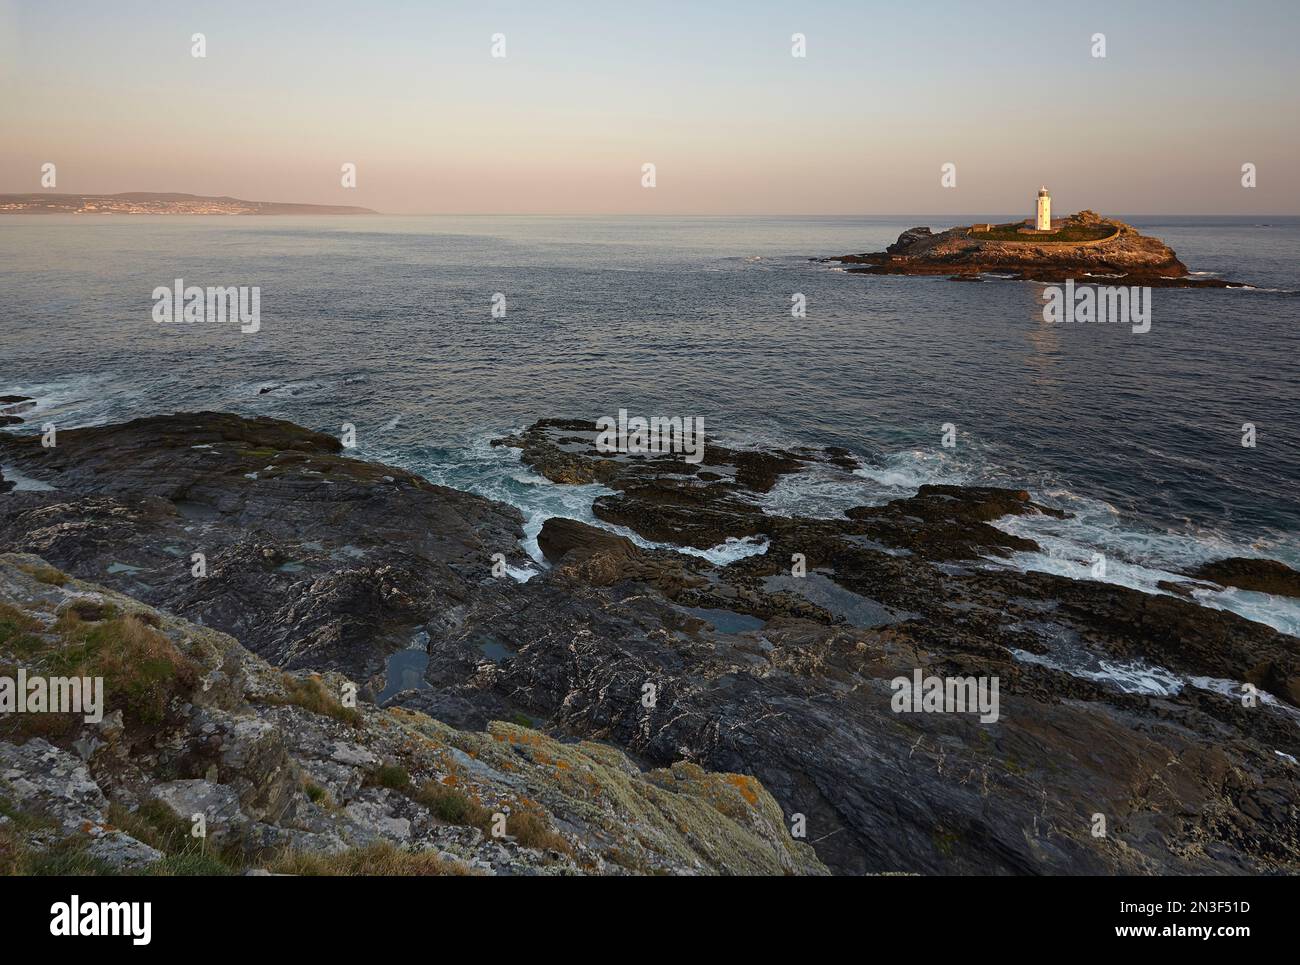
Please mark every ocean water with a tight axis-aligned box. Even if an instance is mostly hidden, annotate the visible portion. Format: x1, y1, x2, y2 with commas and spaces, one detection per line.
2, 214, 1298, 634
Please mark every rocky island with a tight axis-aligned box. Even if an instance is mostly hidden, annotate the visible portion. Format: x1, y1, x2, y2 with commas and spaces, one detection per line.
2, 410, 1298, 875
829, 210, 1245, 287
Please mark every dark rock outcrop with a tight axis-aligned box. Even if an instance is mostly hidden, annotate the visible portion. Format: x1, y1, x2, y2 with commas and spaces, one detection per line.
1189, 557, 1300, 599
0, 395, 34, 428
4, 412, 1298, 876
0, 412, 532, 686
0, 556, 822, 875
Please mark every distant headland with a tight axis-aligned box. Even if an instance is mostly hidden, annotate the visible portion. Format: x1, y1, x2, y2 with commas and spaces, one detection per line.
0, 192, 377, 216
827, 189, 1244, 288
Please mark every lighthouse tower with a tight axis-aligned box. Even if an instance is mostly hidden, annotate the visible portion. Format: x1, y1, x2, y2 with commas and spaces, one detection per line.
1035, 186, 1051, 231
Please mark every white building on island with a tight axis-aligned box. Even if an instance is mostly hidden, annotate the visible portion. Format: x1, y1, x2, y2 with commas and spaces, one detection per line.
1035, 186, 1051, 230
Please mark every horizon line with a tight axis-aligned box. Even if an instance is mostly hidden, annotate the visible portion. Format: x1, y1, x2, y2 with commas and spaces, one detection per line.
5, 211, 1297, 219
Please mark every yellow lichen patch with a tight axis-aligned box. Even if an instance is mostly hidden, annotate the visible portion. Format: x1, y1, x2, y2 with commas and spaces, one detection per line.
725, 774, 761, 807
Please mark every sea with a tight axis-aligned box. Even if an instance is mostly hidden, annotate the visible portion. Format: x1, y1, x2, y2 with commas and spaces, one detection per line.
2, 214, 1297, 637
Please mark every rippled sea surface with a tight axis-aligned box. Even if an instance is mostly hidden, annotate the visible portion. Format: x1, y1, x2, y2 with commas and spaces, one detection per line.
2, 214, 1297, 629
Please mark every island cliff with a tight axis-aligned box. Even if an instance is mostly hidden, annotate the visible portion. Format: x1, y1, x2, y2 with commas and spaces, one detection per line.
829, 211, 1244, 287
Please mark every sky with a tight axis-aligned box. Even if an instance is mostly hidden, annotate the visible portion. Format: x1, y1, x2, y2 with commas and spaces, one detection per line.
1, 0, 1297, 215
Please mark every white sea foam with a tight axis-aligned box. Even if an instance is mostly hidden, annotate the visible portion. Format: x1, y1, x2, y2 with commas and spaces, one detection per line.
676, 535, 770, 565
758, 441, 1300, 638
426, 434, 1300, 635
504, 562, 540, 583
853, 448, 967, 492
1010, 648, 1184, 697
391, 431, 770, 569
1011, 649, 1300, 727
2, 374, 122, 429
1, 464, 55, 492
8, 376, 1297, 639
990, 496, 1300, 636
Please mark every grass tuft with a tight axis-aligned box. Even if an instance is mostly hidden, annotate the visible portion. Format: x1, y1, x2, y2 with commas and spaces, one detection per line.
47, 611, 197, 726
0, 601, 44, 657
16, 562, 68, 586
266, 842, 477, 876
373, 763, 410, 790
414, 780, 490, 830
269, 674, 361, 726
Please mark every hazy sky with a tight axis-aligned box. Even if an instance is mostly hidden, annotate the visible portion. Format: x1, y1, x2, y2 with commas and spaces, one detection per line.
1, 0, 1297, 214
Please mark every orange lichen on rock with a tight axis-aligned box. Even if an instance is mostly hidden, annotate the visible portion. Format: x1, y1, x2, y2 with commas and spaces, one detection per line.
726, 774, 760, 807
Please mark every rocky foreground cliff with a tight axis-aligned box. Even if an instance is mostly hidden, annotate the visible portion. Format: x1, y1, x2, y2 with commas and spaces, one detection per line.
2, 412, 1298, 875
0, 555, 822, 876
829, 210, 1244, 287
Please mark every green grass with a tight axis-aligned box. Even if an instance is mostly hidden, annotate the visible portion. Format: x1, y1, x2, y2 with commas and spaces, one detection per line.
975, 223, 1119, 244
0, 601, 44, 656
20, 842, 121, 876
46, 611, 198, 726
265, 842, 477, 876
138, 853, 238, 876
3, 603, 196, 739
409, 781, 570, 855
16, 562, 68, 586
107, 800, 199, 856
3, 795, 472, 877
0, 827, 20, 875
414, 780, 491, 829
373, 763, 410, 790
505, 809, 573, 855
303, 782, 334, 807
268, 674, 361, 726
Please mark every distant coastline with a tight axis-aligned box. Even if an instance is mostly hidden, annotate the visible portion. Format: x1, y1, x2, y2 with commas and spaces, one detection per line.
0, 192, 377, 216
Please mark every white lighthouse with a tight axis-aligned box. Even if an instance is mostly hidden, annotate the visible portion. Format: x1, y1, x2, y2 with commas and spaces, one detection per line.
1035, 186, 1051, 231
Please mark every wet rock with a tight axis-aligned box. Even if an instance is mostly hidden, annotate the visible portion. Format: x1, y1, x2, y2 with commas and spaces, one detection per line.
3, 412, 1298, 876
1189, 557, 1300, 598
0, 396, 34, 428
0, 412, 532, 680
451, 418, 1300, 874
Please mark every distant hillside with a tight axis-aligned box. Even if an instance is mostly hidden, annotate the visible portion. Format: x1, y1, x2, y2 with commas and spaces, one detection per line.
0, 192, 378, 215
